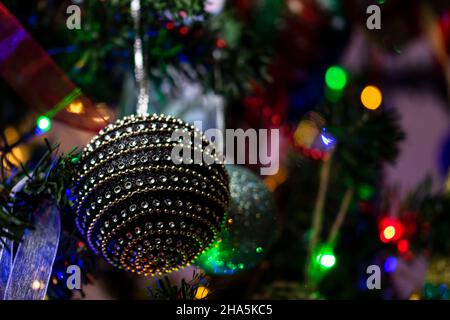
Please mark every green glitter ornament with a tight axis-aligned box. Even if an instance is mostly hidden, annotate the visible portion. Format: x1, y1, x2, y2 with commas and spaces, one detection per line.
195, 165, 277, 275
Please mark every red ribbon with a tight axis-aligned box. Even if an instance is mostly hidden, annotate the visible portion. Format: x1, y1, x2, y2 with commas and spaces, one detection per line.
0, 3, 108, 132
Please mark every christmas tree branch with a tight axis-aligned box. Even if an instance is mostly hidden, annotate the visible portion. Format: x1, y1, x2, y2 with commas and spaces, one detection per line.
327, 187, 355, 244
305, 153, 333, 284
0, 139, 80, 242
147, 270, 208, 300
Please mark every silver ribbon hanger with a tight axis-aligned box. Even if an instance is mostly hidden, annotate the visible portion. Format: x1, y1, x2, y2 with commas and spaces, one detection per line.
131, 0, 150, 115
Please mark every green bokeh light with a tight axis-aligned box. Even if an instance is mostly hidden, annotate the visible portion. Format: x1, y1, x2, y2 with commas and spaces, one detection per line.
71, 156, 80, 164
358, 184, 374, 200
36, 116, 52, 132
309, 245, 337, 283
325, 66, 348, 91
317, 253, 336, 269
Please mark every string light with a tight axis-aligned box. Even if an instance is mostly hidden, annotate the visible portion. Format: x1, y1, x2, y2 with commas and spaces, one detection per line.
92, 103, 111, 123
67, 100, 84, 114
31, 280, 44, 290
287, 0, 303, 14
36, 116, 51, 133
383, 226, 396, 240
165, 22, 175, 30
397, 239, 409, 254
320, 131, 336, 149
318, 253, 336, 268
179, 26, 189, 35
409, 293, 421, 300
325, 66, 347, 91
264, 166, 288, 192
309, 245, 337, 281
216, 38, 226, 49
71, 155, 80, 164
195, 286, 209, 300
293, 120, 319, 148
74, 56, 87, 70
314, 245, 337, 270
384, 256, 397, 273
2, 127, 29, 167
379, 217, 404, 243
361, 85, 383, 110
358, 184, 374, 200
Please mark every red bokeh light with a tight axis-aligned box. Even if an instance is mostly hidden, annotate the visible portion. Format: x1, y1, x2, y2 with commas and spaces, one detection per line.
379, 217, 404, 243
397, 239, 409, 254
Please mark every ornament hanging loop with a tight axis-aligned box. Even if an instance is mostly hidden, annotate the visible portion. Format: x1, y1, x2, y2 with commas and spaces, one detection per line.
131, 0, 149, 115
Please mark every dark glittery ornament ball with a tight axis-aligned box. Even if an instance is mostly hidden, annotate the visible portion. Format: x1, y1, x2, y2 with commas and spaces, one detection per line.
73, 114, 229, 276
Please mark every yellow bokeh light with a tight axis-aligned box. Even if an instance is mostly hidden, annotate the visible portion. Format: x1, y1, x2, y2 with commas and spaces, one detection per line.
4, 147, 26, 168
2, 127, 29, 168
92, 103, 111, 123
31, 280, 44, 291
195, 286, 209, 300
5, 126, 19, 144
293, 120, 319, 148
67, 100, 84, 114
409, 293, 421, 300
264, 177, 277, 192
383, 226, 396, 240
264, 166, 288, 192
75, 56, 87, 69
361, 85, 382, 110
